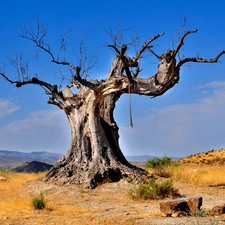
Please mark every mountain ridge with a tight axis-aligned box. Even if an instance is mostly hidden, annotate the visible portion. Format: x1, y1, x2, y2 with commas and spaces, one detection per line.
0, 150, 63, 169
0, 150, 180, 169
12, 160, 53, 173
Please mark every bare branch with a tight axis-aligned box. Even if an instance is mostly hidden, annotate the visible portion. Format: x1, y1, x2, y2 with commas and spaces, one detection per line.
20, 20, 80, 73
116, 45, 134, 84
173, 29, 198, 57
106, 25, 137, 55
0, 70, 59, 99
73, 66, 99, 92
177, 15, 188, 40
147, 48, 161, 60
8, 54, 30, 81
132, 66, 142, 78
177, 50, 225, 68
21, 20, 101, 94
71, 35, 98, 79
135, 32, 165, 61
108, 44, 120, 54
0, 72, 15, 84
105, 26, 128, 49
57, 29, 72, 62
16, 77, 56, 91
20, 22, 56, 62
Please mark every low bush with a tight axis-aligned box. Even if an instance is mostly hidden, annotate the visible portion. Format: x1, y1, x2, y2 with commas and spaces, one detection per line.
32, 192, 46, 210
145, 155, 173, 169
129, 179, 180, 200
144, 155, 180, 178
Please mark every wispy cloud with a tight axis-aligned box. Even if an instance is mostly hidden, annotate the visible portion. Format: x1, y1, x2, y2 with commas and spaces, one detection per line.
119, 81, 225, 157
198, 81, 225, 89
1, 110, 66, 133
0, 99, 20, 117
0, 110, 70, 153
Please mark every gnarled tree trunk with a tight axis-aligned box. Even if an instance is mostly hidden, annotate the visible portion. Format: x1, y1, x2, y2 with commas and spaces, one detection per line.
44, 92, 148, 188
43, 57, 150, 188
44, 50, 180, 188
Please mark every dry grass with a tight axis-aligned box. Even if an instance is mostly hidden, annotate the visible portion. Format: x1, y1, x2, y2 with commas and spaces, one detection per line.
178, 148, 225, 165
0, 170, 45, 212
170, 164, 225, 186
171, 148, 225, 186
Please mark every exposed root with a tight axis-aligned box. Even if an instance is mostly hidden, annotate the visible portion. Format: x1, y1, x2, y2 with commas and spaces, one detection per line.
43, 160, 151, 189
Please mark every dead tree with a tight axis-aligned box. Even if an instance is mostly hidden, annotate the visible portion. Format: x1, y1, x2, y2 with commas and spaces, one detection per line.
0, 26, 224, 188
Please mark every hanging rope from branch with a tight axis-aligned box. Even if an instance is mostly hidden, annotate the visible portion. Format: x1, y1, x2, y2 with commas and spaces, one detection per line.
128, 84, 133, 128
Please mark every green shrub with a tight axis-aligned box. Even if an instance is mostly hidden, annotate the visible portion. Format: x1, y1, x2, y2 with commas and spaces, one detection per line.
145, 155, 173, 169
189, 209, 207, 217
128, 179, 180, 200
32, 192, 46, 210
145, 155, 180, 178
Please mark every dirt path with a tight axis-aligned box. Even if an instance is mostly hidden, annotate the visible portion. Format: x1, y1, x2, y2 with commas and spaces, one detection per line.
1, 179, 225, 225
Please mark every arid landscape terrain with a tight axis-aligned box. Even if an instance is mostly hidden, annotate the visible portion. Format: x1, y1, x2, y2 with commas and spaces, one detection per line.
2, 149, 225, 224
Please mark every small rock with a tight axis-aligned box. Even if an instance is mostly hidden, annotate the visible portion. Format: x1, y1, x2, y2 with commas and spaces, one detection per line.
160, 196, 202, 216
0, 176, 7, 182
187, 196, 203, 213
209, 205, 225, 215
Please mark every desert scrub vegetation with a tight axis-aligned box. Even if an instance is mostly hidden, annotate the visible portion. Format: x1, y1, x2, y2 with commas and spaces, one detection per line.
189, 209, 207, 217
144, 155, 225, 186
145, 155, 180, 178
32, 192, 46, 209
144, 153, 225, 186
170, 164, 225, 186
145, 155, 173, 168
128, 179, 180, 200
0, 170, 45, 211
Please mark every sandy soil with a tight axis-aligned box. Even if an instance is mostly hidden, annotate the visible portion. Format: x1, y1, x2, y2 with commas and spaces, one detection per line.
1, 178, 225, 225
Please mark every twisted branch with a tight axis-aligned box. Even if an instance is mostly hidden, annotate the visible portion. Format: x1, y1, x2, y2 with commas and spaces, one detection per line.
177, 50, 225, 68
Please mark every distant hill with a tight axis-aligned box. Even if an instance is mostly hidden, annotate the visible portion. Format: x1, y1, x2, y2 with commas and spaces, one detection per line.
0, 150, 181, 169
126, 155, 154, 162
12, 161, 53, 173
0, 150, 63, 169
178, 148, 225, 165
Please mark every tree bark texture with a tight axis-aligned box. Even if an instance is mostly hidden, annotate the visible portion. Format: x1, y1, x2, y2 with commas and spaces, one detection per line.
44, 49, 182, 188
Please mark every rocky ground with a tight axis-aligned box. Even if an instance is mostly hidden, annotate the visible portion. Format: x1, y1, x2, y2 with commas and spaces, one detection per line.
1, 178, 225, 225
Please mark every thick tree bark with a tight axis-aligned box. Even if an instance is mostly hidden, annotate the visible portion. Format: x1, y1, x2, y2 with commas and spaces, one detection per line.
44, 94, 148, 188
44, 48, 183, 188
43, 57, 150, 188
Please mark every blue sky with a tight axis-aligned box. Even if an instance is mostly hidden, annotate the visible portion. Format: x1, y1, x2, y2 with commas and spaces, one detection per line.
0, 0, 225, 157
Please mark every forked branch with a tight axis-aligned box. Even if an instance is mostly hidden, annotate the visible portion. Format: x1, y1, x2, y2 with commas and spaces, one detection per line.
134, 32, 165, 61
173, 29, 198, 57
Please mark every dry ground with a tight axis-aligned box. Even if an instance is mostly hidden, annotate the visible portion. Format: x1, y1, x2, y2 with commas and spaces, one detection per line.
1, 171, 225, 225
2, 149, 225, 225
